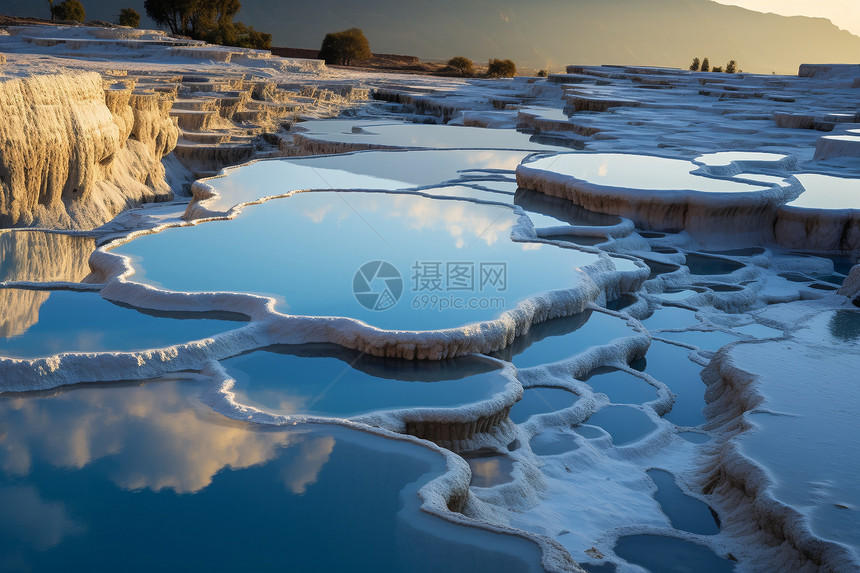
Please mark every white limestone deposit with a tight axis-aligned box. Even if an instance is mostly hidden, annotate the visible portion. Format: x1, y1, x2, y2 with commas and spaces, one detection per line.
517, 152, 860, 253
2, 22, 860, 573
0, 72, 177, 228
701, 300, 860, 571
0, 24, 373, 229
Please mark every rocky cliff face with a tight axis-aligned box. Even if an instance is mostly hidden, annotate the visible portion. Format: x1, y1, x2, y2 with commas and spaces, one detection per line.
0, 72, 179, 229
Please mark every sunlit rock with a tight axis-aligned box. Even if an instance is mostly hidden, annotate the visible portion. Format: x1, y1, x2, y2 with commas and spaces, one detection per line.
0, 72, 177, 228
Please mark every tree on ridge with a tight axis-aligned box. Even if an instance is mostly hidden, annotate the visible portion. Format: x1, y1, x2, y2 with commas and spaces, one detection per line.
144, 0, 270, 49
445, 56, 475, 77
487, 58, 517, 78
319, 28, 372, 66
53, 0, 86, 22
119, 7, 141, 27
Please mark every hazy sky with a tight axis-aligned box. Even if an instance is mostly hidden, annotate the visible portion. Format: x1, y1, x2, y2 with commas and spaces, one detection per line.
714, 0, 860, 36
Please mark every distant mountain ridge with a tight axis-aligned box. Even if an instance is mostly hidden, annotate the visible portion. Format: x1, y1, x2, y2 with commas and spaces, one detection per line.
4, 0, 860, 74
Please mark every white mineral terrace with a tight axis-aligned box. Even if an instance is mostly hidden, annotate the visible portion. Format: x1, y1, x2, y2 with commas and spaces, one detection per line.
0, 22, 859, 573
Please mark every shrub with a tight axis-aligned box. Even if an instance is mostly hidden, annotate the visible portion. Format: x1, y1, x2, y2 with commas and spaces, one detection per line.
712, 65, 723, 73
445, 56, 475, 77
487, 58, 516, 78
53, 0, 85, 22
118, 7, 141, 27
144, 0, 270, 50
700, 57, 710, 72
689, 57, 700, 71
205, 21, 271, 49
725, 60, 738, 74
319, 28, 372, 66
537, 69, 548, 77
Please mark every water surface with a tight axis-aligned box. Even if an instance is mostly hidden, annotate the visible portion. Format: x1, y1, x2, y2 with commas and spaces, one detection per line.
523, 154, 772, 194
114, 192, 600, 331
201, 149, 530, 211
509, 387, 579, 423
787, 174, 860, 210
490, 310, 635, 368
0, 377, 544, 572
614, 535, 735, 572
298, 121, 574, 151
685, 254, 745, 275
647, 469, 720, 535
461, 450, 515, 488
0, 231, 95, 284
222, 345, 509, 417
585, 405, 656, 446
734, 311, 860, 556
695, 152, 787, 166
636, 341, 706, 427
0, 290, 244, 358
653, 329, 740, 352
581, 367, 657, 404
515, 189, 623, 228
640, 306, 699, 330
529, 429, 581, 456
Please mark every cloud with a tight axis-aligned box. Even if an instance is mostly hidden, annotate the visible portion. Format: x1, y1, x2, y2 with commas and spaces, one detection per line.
0, 378, 333, 495
0, 485, 85, 551
279, 436, 336, 494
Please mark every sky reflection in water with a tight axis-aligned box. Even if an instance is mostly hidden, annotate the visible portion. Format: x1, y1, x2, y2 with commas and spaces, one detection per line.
114, 191, 600, 331
0, 377, 544, 572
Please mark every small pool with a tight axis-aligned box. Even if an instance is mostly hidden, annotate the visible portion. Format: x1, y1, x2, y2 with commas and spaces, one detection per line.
0, 290, 245, 358
522, 153, 773, 194
614, 535, 735, 572
573, 425, 607, 440
664, 289, 708, 304
461, 450, 516, 488
548, 234, 608, 247
636, 341, 707, 427
509, 387, 579, 423
700, 247, 766, 257
585, 405, 656, 446
787, 174, 860, 210
647, 469, 720, 535
529, 429, 581, 456
640, 306, 700, 330
581, 367, 658, 404
685, 253, 745, 275
640, 258, 681, 279
514, 189, 623, 228
490, 310, 634, 368
221, 345, 509, 417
